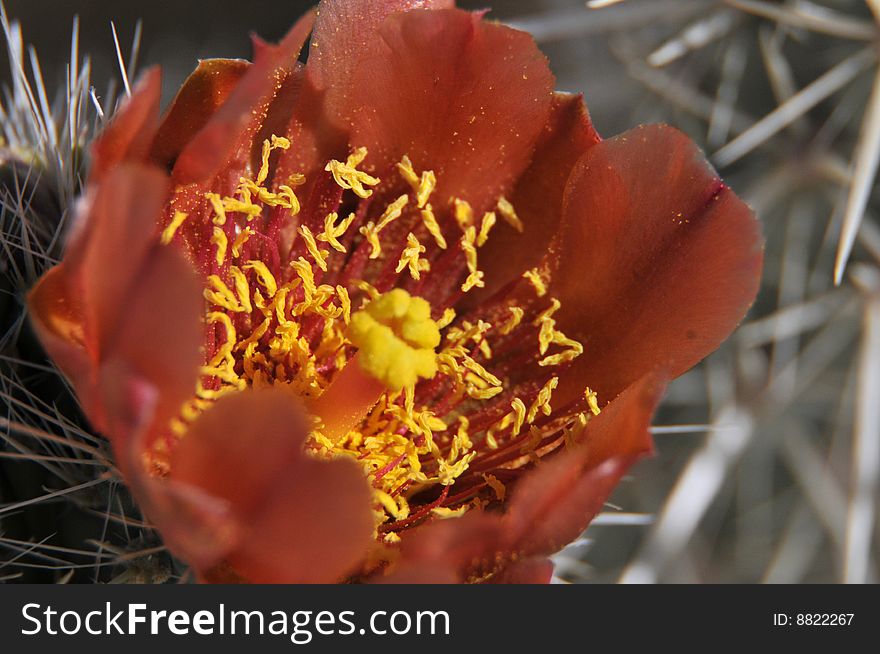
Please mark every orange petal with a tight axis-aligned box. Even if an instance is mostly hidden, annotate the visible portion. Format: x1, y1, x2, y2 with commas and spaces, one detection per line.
551, 125, 763, 406
171, 11, 315, 184
88, 68, 162, 185
488, 557, 554, 584
500, 374, 663, 557
471, 92, 601, 302
26, 264, 95, 412
69, 164, 171, 355
381, 510, 502, 583
307, 0, 454, 93
150, 59, 250, 171
99, 244, 203, 443
169, 390, 374, 583
330, 8, 554, 213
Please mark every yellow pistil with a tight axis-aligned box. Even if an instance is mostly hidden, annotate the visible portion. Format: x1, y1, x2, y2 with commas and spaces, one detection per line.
326, 147, 380, 198
347, 289, 441, 391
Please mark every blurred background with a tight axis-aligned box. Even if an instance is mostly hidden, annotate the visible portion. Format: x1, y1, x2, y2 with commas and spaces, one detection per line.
1, 0, 878, 583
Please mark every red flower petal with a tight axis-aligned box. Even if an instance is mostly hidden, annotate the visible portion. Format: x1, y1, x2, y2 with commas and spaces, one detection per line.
383, 511, 503, 583
150, 59, 250, 171
499, 374, 662, 558
307, 0, 454, 93
170, 11, 315, 184
27, 264, 94, 407
88, 68, 162, 185
169, 390, 375, 583
488, 557, 554, 584
98, 245, 203, 443
29, 164, 203, 440
551, 125, 763, 406
328, 8, 554, 212
474, 92, 600, 301
68, 164, 171, 354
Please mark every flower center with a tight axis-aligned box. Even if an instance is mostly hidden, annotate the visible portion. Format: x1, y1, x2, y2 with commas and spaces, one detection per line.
156, 137, 598, 540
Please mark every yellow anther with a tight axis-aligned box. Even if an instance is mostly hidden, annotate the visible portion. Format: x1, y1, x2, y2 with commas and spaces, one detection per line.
244, 260, 278, 298
355, 279, 380, 302
528, 377, 559, 423
461, 270, 485, 292
207, 311, 236, 367
432, 506, 468, 519
317, 212, 355, 253
453, 198, 474, 231
205, 193, 227, 226
236, 316, 271, 352
223, 196, 263, 220
396, 233, 430, 281
497, 196, 524, 232
420, 204, 447, 249
461, 227, 479, 273
376, 194, 409, 232
211, 227, 228, 266
348, 289, 441, 391
336, 285, 352, 324
511, 397, 527, 437
477, 211, 496, 247
228, 266, 253, 314
201, 365, 247, 390
499, 306, 524, 335
160, 211, 189, 245
325, 147, 380, 198
397, 155, 419, 189
585, 387, 601, 416
523, 267, 548, 297
398, 155, 437, 209
437, 308, 456, 330
291, 258, 317, 300
231, 227, 253, 258
359, 222, 383, 259
256, 135, 291, 186
298, 225, 329, 272
205, 275, 244, 312
483, 474, 506, 501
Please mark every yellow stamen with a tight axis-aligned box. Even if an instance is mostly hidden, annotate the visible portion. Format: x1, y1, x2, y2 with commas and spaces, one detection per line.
523, 267, 548, 297
298, 225, 330, 272
497, 196, 524, 232
326, 147, 380, 198
396, 233, 430, 281
477, 211, 497, 247
244, 260, 278, 298
211, 227, 228, 266
317, 212, 356, 253
453, 198, 474, 231
231, 227, 253, 258
160, 211, 189, 245
205, 193, 227, 226
420, 204, 447, 249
